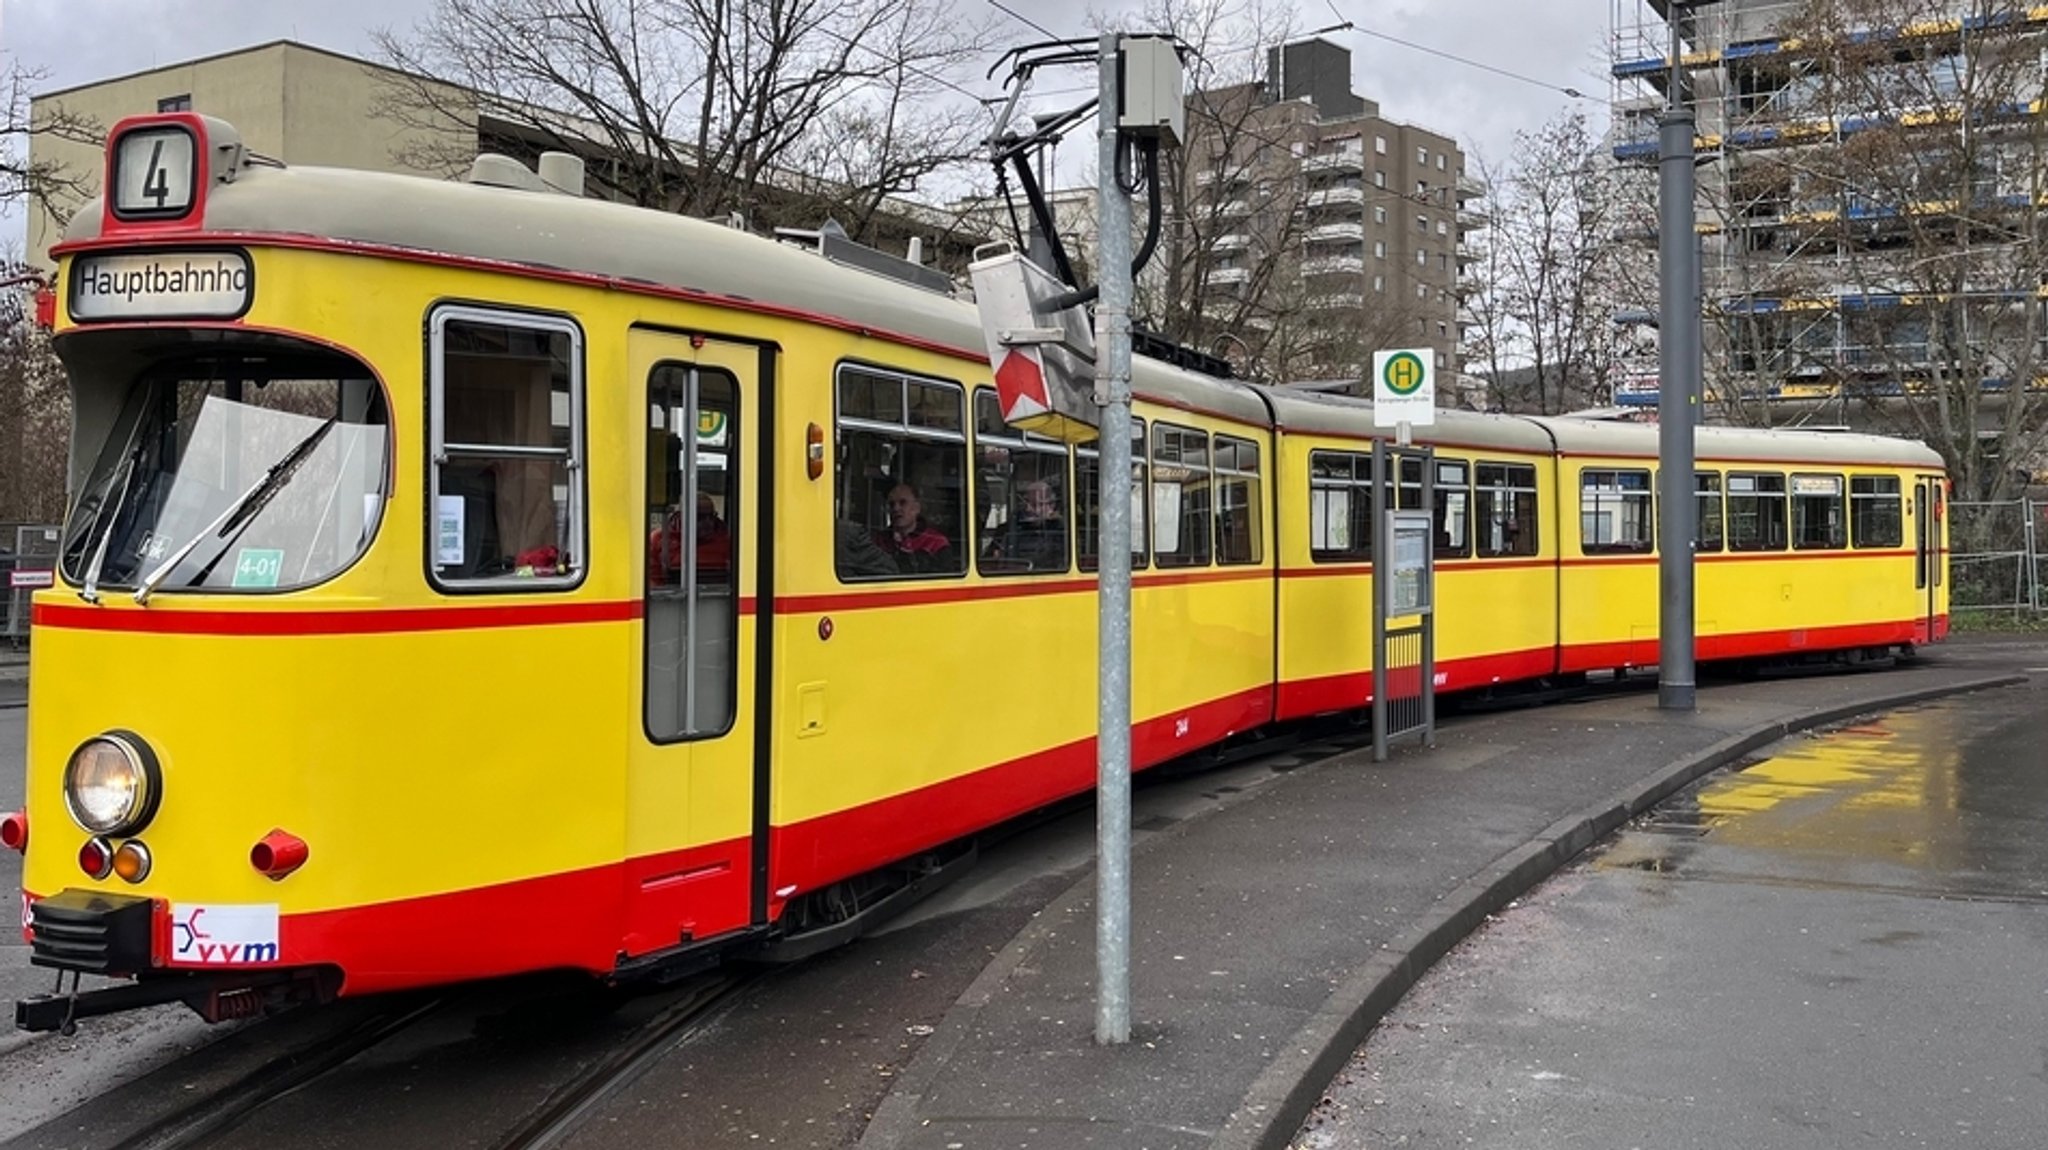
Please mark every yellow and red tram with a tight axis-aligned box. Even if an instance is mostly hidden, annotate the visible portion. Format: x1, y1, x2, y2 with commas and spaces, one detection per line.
6, 113, 1948, 1030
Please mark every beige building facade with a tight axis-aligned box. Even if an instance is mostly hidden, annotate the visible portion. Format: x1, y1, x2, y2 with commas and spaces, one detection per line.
28, 41, 471, 268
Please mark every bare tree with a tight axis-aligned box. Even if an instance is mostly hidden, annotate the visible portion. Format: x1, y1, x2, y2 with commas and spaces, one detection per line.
370, 0, 993, 241
0, 263, 71, 524
1465, 111, 1626, 414
3, 56, 103, 232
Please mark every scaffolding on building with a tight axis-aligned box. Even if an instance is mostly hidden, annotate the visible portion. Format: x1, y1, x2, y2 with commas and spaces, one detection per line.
1607, 0, 2048, 429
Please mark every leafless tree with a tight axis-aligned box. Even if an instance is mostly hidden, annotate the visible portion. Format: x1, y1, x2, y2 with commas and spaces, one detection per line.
369, 0, 994, 241
0, 264, 71, 524
3, 56, 104, 232
1464, 111, 1630, 414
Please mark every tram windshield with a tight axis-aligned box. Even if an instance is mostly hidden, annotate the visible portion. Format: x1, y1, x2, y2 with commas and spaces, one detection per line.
58, 336, 389, 595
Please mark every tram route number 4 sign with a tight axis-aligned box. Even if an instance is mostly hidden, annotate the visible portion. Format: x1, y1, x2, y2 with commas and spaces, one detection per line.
1373, 348, 1436, 428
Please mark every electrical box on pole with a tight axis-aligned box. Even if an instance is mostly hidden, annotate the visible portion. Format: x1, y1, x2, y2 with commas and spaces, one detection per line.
1117, 36, 1184, 147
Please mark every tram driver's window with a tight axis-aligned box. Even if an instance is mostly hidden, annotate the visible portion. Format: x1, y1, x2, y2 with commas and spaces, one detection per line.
429, 310, 583, 587
834, 365, 966, 581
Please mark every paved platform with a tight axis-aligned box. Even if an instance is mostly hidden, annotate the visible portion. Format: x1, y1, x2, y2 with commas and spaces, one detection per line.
858, 636, 2045, 1150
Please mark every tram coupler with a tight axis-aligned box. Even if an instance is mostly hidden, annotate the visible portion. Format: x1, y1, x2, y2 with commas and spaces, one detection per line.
15, 969, 334, 1033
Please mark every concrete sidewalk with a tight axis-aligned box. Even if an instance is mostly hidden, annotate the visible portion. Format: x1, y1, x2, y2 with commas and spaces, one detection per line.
858, 638, 2042, 1150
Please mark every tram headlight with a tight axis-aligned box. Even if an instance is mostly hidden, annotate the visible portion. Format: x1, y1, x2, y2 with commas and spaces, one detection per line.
63, 732, 163, 837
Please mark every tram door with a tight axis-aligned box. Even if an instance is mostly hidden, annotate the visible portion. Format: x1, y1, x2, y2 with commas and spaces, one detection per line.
1913, 477, 1942, 638
623, 329, 764, 957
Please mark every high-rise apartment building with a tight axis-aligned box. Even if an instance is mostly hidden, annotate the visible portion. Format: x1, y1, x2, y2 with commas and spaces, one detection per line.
1180, 38, 1482, 396
1608, 0, 2048, 428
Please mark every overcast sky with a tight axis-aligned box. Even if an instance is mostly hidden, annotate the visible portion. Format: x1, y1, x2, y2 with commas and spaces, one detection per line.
2, 0, 1617, 251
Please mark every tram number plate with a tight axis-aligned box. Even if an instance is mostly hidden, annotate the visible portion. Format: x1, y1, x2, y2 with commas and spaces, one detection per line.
232, 548, 284, 589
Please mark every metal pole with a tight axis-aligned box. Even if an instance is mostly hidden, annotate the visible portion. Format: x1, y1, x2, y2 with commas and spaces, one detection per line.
1657, 8, 1698, 711
1371, 439, 1389, 763
1093, 31, 1135, 1047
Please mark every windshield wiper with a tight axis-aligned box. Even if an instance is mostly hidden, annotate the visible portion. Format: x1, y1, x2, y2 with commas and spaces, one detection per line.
133, 417, 339, 605
79, 443, 145, 604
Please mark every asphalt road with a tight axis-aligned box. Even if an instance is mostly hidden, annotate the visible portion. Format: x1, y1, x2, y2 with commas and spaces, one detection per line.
1296, 678, 2048, 1149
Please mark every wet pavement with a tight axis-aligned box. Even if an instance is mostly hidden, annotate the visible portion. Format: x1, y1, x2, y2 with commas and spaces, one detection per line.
1301, 676, 2048, 1148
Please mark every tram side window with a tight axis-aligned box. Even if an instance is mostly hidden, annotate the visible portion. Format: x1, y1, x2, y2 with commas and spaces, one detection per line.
835, 365, 966, 581
974, 389, 1070, 575
1792, 474, 1846, 550
1151, 424, 1212, 568
1727, 472, 1788, 551
1077, 418, 1148, 572
1434, 458, 1471, 559
430, 310, 583, 587
1309, 450, 1374, 562
1214, 435, 1263, 565
1696, 472, 1725, 553
1580, 469, 1654, 554
1474, 462, 1537, 558
1851, 475, 1903, 547
645, 365, 738, 741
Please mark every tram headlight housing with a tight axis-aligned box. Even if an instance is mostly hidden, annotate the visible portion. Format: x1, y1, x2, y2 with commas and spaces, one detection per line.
63, 732, 163, 837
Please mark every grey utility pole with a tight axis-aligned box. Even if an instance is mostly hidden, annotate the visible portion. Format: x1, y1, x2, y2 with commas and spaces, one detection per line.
1092, 30, 1136, 1046
1656, 5, 1700, 711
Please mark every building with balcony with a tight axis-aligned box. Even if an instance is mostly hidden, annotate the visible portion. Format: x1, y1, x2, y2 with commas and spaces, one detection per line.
1608, 0, 2048, 424
1179, 37, 1480, 394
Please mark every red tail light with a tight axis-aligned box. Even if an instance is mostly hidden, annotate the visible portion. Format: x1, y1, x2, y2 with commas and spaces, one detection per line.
0, 811, 26, 853
251, 829, 309, 880
79, 837, 113, 879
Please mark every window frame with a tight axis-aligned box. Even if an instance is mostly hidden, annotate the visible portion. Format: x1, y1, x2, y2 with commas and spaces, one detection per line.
425, 303, 587, 593
972, 387, 1073, 577
1433, 457, 1472, 559
1077, 416, 1149, 573
1150, 422, 1214, 568
1309, 449, 1375, 563
1578, 467, 1655, 555
1474, 461, 1538, 558
1213, 433, 1263, 566
1850, 474, 1904, 548
832, 361, 969, 583
1726, 471, 1789, 552
1791, 472, 1847, 551
1695, 471, 1725, 553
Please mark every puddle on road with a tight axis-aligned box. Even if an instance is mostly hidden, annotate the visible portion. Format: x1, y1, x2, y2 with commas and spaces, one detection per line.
1593, 689, 2047, 895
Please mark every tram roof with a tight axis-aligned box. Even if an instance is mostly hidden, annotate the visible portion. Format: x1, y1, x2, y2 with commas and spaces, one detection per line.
52, 160, 1950, 473
1531, 416, 1944, 469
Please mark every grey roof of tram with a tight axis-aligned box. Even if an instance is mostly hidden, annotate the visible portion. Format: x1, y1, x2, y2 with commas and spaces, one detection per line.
62, 159, 1942, 471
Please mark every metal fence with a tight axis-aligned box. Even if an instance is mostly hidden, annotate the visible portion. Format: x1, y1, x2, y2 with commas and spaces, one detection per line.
1948, 500, 2044, 618
2, 523, 62, 648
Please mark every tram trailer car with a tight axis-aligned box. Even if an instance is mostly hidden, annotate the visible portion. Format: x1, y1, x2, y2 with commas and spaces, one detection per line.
6, 114, 1949, 1031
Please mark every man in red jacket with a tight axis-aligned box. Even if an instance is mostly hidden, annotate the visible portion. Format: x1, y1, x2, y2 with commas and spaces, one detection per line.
872, 482, 952, 575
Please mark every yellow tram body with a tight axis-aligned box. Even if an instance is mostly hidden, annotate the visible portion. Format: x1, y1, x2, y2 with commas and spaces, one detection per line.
9, 114, 1946, 1027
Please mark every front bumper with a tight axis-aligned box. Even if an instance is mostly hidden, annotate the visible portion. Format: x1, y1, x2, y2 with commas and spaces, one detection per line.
28, 889, 156, 975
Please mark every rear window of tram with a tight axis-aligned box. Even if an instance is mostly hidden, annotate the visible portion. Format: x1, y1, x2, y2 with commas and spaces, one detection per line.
834, 365, 966, 581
